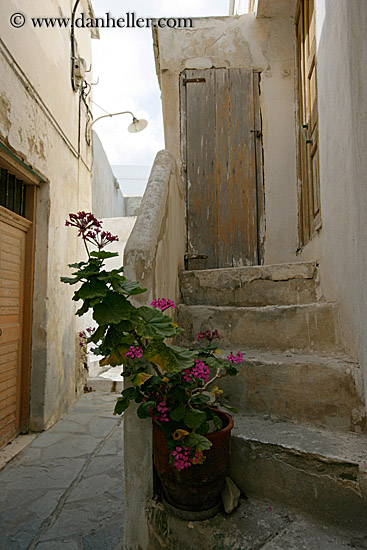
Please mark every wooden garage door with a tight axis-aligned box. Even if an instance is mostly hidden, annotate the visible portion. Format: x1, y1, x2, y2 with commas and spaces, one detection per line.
0, 212, 29, 447
181, 68, 264, 270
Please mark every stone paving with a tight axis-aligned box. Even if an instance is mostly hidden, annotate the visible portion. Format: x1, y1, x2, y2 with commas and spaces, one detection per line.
0, 392, 124, 550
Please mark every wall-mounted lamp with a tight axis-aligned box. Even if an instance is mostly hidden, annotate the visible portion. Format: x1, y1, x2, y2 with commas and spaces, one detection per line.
87, 110, 148, 144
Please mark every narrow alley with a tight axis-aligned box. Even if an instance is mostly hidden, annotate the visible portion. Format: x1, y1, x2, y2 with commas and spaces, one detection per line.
0, 393, 124, 549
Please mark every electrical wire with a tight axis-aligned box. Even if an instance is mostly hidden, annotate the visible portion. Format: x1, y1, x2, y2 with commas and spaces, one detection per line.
71, 0, 81, 91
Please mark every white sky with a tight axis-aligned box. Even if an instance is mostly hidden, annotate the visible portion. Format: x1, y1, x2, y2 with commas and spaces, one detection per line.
90, 1, 230, 167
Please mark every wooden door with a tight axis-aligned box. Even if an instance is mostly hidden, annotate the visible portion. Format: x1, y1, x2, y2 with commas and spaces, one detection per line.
181, 68, 263, 270
297, 0, 321, 246
0, 211, 30, 447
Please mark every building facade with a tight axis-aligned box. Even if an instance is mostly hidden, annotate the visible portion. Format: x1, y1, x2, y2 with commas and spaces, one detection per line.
124, 1, 367, 546
0, 0, 99, 445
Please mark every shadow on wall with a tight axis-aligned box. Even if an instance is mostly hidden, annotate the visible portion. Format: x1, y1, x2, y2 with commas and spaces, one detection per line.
92, 130, 124, 218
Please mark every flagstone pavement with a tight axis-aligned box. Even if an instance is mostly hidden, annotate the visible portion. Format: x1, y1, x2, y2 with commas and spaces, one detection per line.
0, 392, 123, 550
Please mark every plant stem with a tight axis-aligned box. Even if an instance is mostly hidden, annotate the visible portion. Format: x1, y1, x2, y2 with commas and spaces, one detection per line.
192, 368, 227, 395
82, 235, 90, 259
149, 362, 163, 377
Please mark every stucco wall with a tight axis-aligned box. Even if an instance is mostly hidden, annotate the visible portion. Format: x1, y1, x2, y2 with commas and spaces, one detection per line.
0, 0, 96, 429
123, 150, 185, 550
154, 14, 298, 265
299, 0, 367, 396
92, 131, 124, 218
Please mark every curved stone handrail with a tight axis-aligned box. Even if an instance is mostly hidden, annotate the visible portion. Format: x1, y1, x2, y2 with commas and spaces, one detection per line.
122, 149, 185, 550
123, 149, 185, 306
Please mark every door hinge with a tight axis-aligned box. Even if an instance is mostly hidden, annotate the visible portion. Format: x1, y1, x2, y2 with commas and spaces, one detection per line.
183, 78, 206, 85
250, 130, 262, 138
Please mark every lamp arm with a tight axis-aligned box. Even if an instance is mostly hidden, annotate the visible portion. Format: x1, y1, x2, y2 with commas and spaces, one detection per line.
89, 110, 135, 130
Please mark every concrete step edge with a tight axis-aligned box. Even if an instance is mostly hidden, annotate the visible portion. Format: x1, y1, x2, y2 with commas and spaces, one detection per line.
214, 349, 357, 366
179, 261, 318, 281
231, 413, 367, 463
177, 301, 337, 312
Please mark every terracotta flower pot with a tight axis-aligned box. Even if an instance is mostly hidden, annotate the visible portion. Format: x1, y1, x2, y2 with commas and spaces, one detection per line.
153, 409, 234, 513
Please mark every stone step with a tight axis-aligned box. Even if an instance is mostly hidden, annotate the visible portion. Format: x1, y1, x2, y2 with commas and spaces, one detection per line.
229, 413, 367, 530
146, 494, 367, 549
177, 302, 341, 353
217, 350, 366, 432
179, 262, 320, 307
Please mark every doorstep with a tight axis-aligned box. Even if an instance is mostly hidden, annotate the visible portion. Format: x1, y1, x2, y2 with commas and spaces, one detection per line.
0, 433, 36, 470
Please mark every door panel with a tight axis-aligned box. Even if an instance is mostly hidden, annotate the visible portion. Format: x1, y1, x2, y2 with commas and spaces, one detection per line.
0, 218, 26, 447
183, 68, 261, 269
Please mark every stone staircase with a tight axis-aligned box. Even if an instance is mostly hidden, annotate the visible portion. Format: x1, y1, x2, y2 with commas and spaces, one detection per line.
177, 262, 367, 531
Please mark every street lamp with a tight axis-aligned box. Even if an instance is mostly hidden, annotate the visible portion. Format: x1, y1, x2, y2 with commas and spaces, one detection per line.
87, 110, 148, 142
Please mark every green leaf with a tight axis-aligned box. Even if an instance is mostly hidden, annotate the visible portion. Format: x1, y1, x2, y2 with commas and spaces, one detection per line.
145, 342, 194, 373
93, 292, 134, 325
184, 408, 206, 429
131, 373, 152, 387
170, 386, 189, 403
121, 387, 136, 399
225, 363, 239, 377
60, 276, 79, 285
205, 356, 227, 370
75, 300, 91, 316
212, 414, 223, 431
148, 376, 163, 387
136, 307, 179, 339
221, 403, 238, 413
187, 433, 212, 451
113, 319, 135, 332
170, 404, 186, 422
111, 278, 146, 296
196, 422, 210, 435
68, 261, 88, 269
73, 278, 109, 301
114, 397, 130, 415
137, 400, 155, 419
191, 394, 211, 406
88, 325, 107, 344
90, 250, 119, 260
71, 262, 101, 279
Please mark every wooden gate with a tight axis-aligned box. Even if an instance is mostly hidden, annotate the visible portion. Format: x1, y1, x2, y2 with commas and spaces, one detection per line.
181, 68, 264, 270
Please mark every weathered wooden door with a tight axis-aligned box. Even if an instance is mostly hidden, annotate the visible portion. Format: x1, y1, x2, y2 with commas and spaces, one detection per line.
181, 68, 263, 270
0, 212, 29, 447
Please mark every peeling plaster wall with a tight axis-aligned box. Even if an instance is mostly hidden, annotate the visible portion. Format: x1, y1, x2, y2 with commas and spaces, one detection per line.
0, 0, 96, 430
299, 0, 367, 393
154, 14, 298, 264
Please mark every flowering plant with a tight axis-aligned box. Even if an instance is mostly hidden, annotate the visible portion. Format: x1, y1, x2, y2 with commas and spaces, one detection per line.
62, 212, 243, 470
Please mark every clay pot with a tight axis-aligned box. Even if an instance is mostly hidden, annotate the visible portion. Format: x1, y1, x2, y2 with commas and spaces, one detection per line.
153, 409, 234, 512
